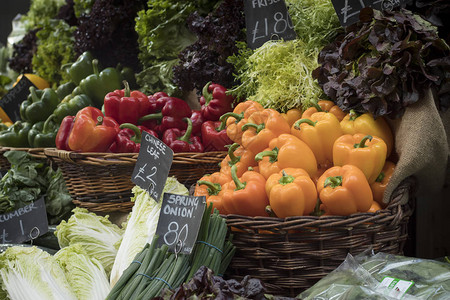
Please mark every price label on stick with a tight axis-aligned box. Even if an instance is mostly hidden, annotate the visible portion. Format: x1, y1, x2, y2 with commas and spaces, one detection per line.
155, 193, 206, 254
131, 132, 173, 202
244, 0, 297, 50
331, 0, 404, 27
0, 75, 36, 122
0, 196, 48, 244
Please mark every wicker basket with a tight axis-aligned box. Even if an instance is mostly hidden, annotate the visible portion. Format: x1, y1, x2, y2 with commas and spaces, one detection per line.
224, 177, 416, 297
0, 147, 47, 170
44, 148, 226, 213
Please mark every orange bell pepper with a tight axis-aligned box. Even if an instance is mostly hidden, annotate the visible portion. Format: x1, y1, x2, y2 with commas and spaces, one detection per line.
370, 160, 395, 207
281, 108, 303, 127
195, 172, 231, 214
265, 168, 317, 218
291, 112, 343, 167
68, 106, 119, 152
220, 143, 257, 178
368, 201, 382, 213
241, 109, 291, 154
221, 164, 269, 217
340, 110, 394, 157
302, 100, 346, 121
317, 164, 373, 216
333, 134, 387, 184
255, 133, 317, 179
219, 100, 264, 144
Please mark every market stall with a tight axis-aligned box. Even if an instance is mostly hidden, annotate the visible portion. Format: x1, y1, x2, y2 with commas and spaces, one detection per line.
0, 0, 449, 299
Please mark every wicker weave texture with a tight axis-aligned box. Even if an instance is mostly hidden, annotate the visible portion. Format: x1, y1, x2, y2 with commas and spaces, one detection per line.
0, 147, 47, 169
44, 148, 226, 212
224, 177, 415, 297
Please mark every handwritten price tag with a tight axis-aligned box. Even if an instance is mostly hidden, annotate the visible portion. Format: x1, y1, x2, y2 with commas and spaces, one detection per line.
244, 0, 297, 49
131, 132, 173, 201
155, 193, 206, 254
331, 0, 403, 27
0, 75, 35, 122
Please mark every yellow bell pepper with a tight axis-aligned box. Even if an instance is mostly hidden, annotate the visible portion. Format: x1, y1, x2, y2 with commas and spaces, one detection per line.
317, 164, 373, 216
291, 112, 343, 167
340, 110, 394, 157
370, 160, 395, 207
13, 74, 50, 90
255, 133, 318, 179
265, 168, 317, 218
281, 108, 303, 127
333, 134, 387, 184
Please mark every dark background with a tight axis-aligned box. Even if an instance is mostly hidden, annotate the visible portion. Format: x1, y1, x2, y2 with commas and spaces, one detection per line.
0, 0, 30, 46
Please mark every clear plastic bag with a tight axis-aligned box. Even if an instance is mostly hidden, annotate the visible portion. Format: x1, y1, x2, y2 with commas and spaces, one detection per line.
298, 251, 450, 300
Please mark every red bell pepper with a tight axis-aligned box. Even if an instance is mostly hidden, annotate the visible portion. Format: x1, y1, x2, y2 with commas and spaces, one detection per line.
68, 107, 119, 152
162, 118, 204, 153
138, 96, 192, 135
201, 120, 232, 151
199, 82, 234, 121
190, 110, 204, 136
55, 116, 75, 151
104, 81, 151, 125
109, 123, 158, 153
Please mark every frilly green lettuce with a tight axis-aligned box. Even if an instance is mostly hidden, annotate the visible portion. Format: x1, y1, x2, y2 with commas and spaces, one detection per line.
110, 177, 188, 286
55, 244, 110, 300
55, 208, 123, 276
0, 246, 76, 300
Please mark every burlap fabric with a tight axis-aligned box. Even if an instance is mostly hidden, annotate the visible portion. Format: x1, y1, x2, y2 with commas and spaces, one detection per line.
384, 89, 450, 204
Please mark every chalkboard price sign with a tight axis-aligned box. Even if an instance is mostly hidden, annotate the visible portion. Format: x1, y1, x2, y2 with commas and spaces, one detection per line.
0, 197, 48, 244
244, 0, 297, 49
331, 0, 403, 27
0, 75, 35, 122
155, 193, 206, 254
131, 132, 174, 202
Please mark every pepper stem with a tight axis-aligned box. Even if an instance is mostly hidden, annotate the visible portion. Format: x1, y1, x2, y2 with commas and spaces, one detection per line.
255, 147, 278, 163
265, 205, 277, 218
354, 135, 372, 148
29, 86, 39, 103
375, 171, 385, 183
310, 198, 324, 216
310, 100, 323, 112
96, 116, 103, 126
43, 114, 56, 132
324, 176, 343, 188
137, 112, 163, 124
119, 123, 142, 144
177, 118, 193, 144
202, 81, 213, 105
226, 143, 241, 165
231, 164, 246, 190
241, 122, 265, 133
197, 180, 221, 196
279, 170, 295, 185
349, 109, 361, 121
219, 112, 243, 125
294, 118, 316, 130
92, 59, 99, 76
123, 80, 130, 97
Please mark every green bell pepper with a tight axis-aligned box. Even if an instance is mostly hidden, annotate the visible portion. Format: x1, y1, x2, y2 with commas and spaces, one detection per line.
66, 51, 98, 85
53, 93, 93, 124
0, 121, 32, 147
56, 81, 76, 100
20, 86, 60, 124
117, 63, 138, 90
28, 115, 58, 148
79, 59, 122, 108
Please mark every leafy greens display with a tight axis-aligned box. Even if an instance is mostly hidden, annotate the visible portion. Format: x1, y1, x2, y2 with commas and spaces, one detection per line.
312, 8, 450, 119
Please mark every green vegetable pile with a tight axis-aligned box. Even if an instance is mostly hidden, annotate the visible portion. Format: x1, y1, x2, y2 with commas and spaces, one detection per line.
0, 151, 73, 225
21, 0, 66, 31
313, 8, 450, 118
227, 0, 340, 111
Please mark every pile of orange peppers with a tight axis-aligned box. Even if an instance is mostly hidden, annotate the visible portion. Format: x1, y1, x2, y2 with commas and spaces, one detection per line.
194, 100, 396, 218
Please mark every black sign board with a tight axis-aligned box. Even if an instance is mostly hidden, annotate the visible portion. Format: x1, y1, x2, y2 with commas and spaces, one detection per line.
244, 0, 297, 49
155, 193, 206, 254
0, 76, 35, 122
331, 0, 403, 27
131, 132, 173, 202
0, 197, 48, 244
